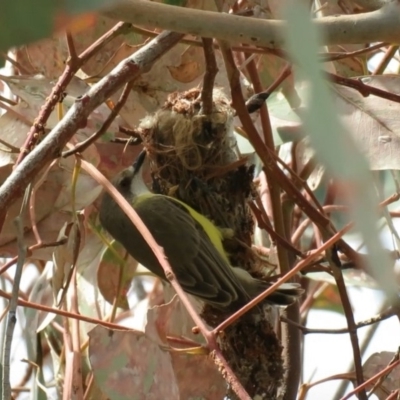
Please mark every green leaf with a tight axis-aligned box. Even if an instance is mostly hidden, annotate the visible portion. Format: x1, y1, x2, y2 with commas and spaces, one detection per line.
0, 0, 113, 51
284, 2, 397, 301
0, 0, 56, 51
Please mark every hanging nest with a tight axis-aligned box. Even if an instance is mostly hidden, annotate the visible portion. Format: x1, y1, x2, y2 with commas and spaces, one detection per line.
139, 88, 255, 268
139, 88, 283, 399
222, 313, 284, 399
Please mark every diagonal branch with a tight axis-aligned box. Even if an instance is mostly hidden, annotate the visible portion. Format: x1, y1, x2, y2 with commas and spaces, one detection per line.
0, 31, 184, 229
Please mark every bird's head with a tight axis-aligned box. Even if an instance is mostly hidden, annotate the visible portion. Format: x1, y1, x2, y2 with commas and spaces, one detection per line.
112, 150, 149, 200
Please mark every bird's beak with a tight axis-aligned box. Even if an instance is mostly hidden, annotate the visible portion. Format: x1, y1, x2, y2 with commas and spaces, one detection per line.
132, 149, 147, 176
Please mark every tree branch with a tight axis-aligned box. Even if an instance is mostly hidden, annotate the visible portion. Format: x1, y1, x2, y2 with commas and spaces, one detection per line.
103, 0, 400, 47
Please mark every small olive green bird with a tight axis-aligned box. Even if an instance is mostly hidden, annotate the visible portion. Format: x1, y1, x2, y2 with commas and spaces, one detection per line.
99, 151, 302, 310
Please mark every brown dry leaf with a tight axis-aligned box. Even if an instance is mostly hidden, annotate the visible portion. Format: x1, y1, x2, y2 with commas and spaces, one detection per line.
54, 159, 102, 212
168, 59, 201, 84
88, 325, 180, 400
23, 16, 126, 79
170, 353, 226, 400
334, 75, 400, 170
52, 217, 84, 305
0, 104, 32, 167
313, 0, 366, 77
52, 221, 76, 300
76, 233, 109, 329
0, 91, 104, 170
25, 263, 55, 342
115, 46, 231, 128
92, 42, 140, 78
293, 138, 325, 190
112, 43, 194, 127
1, 74, 86, 105
1, 74, 119, 142
95, 143, 143, 180
15, 47, 37, 75
97, 241, 138, 310
73, 16, 129, 77
20, 37, 68, 79
363, 351, 400, 399
258, 53, 297, 99
167, 45, 205, 83
325, 43, 366, 77
0, 165, 63, 256
254, 0, 298, 103
145, 296, 199, 343
0, 159, 101, 260
145, 298, 226, 399
0, 211, 72, 260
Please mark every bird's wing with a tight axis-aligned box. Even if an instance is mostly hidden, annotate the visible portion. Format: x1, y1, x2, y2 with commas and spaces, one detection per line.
135, 195, 250, 308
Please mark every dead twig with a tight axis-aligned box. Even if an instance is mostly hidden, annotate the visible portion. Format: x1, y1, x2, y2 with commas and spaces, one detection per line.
2, 185, 30, 400
200, 38, 218, 115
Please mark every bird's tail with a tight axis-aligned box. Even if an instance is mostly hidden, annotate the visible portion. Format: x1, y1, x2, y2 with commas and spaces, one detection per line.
232, 267, 303, 306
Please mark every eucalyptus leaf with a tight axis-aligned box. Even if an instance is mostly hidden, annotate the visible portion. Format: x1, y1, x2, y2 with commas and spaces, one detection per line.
284, 1, 398, 301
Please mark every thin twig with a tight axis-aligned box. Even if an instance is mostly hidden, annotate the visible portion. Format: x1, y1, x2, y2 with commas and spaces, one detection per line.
118, 125, 143, 139
327, 249, 367, 399
246, 63, 292, 113
369, 348, 399, 397
28, 161, 56, 245
214, 222, 354, 332
340, 360, 400, 400
0, 52, 30, 74
282, 307, 395, 334
327, 71, 400, 103
385, 389, 400, 400
249, 200, 303, 257
372, 45, 399, 75
79, 22, 133, 64
62, 80, 135, 157
2, 185, 30, 400
0, 288, 132, 331
0, 99, 34, 126
0, 95, 17, 106
65, 31, 78, 62
200, 38, 218, 115
0, 136, 20, 154
0, 239, 67, 276
292, 194, 400, 248
63, 265, 84, 399
322, 42, 388, 62
274, 152, 326, 215
245, 56, 290, 272
110, 137, 142, 145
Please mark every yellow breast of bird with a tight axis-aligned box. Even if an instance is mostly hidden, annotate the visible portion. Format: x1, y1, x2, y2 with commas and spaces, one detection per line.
133, 192, 229, 264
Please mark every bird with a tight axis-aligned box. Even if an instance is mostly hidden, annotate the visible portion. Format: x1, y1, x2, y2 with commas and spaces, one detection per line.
99, 151, 302, 310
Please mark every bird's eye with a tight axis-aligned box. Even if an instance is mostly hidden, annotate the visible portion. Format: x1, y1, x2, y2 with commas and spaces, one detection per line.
119, 176, 131, 188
